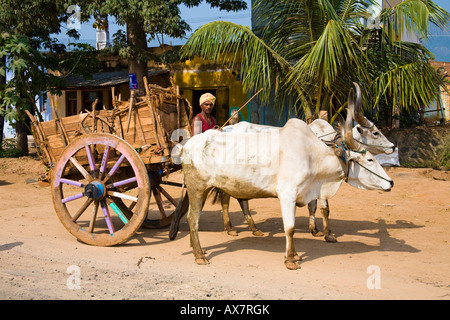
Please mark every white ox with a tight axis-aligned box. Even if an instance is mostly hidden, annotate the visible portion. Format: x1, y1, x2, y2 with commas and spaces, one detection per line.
175, 107, 393, 270
216, 83, 395, 242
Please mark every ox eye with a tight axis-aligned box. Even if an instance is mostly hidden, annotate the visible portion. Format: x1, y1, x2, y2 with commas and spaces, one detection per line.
368, 158, 374, 162
373, 131, 379, 136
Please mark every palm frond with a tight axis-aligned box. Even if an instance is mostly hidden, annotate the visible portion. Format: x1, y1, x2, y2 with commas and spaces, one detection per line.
371, 58, 442, 112
380, 0, 449, 41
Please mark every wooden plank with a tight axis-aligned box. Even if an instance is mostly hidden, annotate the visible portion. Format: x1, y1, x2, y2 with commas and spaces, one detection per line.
25, 110, 55, 166
133, 107, 147, 145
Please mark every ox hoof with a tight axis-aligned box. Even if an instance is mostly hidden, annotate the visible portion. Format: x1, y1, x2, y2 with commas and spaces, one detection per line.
195, 257, 209, 265
325, 235, 337, 243
284, 260, 301, 270
311, 229, 324, 237
226, 230, 239, 236
252, 230, 264, 237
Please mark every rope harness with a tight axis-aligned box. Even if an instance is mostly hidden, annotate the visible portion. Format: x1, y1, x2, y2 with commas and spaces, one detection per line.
331, 138, 391, 184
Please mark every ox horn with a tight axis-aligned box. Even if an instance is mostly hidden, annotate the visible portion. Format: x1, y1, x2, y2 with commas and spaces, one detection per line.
348, 82, 373, 128
344, 93, 361, 151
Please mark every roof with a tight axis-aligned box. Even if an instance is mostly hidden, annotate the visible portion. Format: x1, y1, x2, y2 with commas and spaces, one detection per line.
61, 68, 170, 88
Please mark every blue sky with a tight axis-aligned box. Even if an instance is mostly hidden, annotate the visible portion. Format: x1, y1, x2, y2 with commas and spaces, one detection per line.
423, 0, 450, 61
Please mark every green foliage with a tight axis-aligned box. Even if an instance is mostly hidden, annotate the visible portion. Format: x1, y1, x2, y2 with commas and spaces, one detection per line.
0, 138, 22, 157
0, 33, 88, 123
0, 0, 102, 155
438, 136, 450, 169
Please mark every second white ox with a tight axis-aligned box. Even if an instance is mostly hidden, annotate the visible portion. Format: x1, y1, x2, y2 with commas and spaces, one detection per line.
179, 110, 393, 270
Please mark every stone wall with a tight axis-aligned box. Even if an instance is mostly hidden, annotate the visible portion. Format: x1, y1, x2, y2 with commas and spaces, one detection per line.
381, 126, 449, 167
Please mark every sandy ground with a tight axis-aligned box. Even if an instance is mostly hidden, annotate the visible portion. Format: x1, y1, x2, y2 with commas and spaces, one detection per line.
0, 156, 449, 301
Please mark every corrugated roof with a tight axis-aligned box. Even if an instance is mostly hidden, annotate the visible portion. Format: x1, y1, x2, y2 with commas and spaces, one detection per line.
61, 68, 170, 88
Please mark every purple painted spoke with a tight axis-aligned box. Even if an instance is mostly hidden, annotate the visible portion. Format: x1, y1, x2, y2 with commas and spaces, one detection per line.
99, 146, 111, 178
62, 192, 85, 204
85, 145, 97, 174
60, 178, 85, 188
106, 154, 126, 178
100, 200, 115, 235
107, 177, 137, 188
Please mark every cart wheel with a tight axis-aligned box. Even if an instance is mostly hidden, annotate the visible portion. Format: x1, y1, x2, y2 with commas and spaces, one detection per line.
51, 133, 150, 246
141, 171, 189, 229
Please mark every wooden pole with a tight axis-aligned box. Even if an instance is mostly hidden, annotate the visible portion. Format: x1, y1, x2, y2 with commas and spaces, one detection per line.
126, 90, 135, 133
220, 88, 263, 129
176, 85, 180, 130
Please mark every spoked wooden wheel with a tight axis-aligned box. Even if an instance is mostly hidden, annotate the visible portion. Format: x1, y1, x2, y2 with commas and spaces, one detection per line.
142, 170, 189, 229
51, 133, 150, 246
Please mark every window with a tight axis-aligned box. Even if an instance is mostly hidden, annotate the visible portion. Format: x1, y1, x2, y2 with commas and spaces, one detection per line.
66, 91, 78, 116
82, 91, 103, 112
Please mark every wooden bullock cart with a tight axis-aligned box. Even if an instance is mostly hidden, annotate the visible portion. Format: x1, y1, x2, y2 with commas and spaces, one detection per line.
27, 78, 192, 246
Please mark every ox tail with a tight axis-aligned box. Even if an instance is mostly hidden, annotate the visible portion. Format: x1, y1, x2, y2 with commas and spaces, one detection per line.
169, 194, 187, 240
169, 188, 225, 240
169, 195, 187, 240
210, 187, 224, 205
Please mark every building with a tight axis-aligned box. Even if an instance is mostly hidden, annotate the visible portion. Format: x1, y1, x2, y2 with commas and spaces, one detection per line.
50, 68, 171, 117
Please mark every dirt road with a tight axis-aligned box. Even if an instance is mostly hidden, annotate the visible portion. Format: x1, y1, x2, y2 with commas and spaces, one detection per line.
0, 156, 449, 300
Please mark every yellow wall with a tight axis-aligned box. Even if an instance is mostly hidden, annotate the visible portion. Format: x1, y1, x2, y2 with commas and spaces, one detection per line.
173, 65, 249, 125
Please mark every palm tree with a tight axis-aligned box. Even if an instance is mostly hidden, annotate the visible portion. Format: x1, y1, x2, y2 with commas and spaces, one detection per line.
180, 0, 449, 124
367, 0, 449, 123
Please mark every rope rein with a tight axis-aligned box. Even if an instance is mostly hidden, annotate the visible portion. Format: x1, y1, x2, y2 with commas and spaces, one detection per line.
355, 161, 393, 183
332, 140, 390, 183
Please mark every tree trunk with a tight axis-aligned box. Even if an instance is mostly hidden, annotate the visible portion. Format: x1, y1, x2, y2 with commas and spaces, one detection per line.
127, 20, 148, 97
0, 114, 4, 152
0, 56, 6, 151
15, 109, 29, 156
